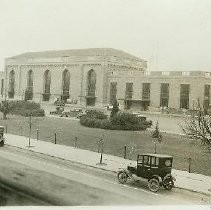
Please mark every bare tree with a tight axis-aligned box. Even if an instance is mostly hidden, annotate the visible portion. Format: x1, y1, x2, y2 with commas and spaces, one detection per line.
181, 100, 211, 151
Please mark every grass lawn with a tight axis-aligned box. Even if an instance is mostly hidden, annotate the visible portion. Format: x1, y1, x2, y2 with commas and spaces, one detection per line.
1, 114, 211, 176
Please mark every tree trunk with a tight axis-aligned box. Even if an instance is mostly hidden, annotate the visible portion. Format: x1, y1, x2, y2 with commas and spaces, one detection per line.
3, 112, 7, 120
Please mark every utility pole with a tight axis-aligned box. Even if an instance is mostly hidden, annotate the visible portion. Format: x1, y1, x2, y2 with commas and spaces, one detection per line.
98, 132, 106, 165
154, 141, 157, 154
99, 138, 104, 164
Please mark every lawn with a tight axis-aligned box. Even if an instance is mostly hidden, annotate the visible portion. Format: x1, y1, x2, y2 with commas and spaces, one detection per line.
1, 114, 211, 176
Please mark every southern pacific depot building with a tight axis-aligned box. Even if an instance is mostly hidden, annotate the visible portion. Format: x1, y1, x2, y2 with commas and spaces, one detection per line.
3, 48, 211, 111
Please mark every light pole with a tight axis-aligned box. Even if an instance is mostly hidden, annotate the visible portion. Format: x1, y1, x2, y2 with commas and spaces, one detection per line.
28, 113, 32, 147
99, 139, 104, 164
97, 132, 107, 165
154, 141, 157, 154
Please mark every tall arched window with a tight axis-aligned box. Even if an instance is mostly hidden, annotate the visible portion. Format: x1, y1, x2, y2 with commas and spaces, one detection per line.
25, 70, 33, 100
62, 69, 70, 101
8, 70, 15, 98
43, 70, 51, 101
86, 69, 96, 106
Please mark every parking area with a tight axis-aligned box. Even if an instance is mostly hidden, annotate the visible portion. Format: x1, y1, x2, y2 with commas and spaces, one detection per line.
41, 103, 184, 134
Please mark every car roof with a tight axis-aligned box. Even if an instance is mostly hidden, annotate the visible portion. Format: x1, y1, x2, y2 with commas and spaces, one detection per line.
138, 153, 173, 158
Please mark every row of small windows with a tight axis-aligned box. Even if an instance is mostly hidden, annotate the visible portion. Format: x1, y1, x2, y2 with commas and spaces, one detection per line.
8, 69, 97, 105
145, 72, 191, 76
144, 72, 211, 77
110, 82, 210, 109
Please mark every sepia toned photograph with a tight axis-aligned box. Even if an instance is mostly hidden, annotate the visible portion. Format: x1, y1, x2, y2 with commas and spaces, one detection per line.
0, 0, 211, 209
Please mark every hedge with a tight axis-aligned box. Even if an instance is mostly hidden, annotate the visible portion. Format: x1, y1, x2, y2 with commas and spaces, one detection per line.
85, 110, 107, 119
80, 111, 152, 131
9, 100, 45, 117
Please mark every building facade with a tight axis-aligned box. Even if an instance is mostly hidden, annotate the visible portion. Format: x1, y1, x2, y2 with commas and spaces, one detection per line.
3, 48, 211, 111
0, 71, 5, 100
4, 48, 146, 108
110, 70, 211, 110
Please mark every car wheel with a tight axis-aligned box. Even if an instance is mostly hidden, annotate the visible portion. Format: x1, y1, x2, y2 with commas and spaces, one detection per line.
117, 171, 127, 184
148, 178, 160, 192
0, 140, 4, 147
163, 180, 174, 190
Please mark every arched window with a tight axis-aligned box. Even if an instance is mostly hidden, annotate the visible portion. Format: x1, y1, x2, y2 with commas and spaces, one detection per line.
43, 70, 51, 101
86, 69, 96, 106
8, 70, 15, 98
25, 70, 33, 100
62, 70, 70, 101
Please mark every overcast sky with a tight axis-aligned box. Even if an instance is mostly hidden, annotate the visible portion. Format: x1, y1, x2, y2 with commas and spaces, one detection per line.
0, 0, 211, 71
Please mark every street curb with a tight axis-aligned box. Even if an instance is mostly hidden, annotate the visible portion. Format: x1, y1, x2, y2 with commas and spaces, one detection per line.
175, 186, 211, 196
5, 143, 211, 196
5, 143, 117, 175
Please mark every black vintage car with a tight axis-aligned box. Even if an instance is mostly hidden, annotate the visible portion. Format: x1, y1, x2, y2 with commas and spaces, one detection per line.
117, 153, 175, 192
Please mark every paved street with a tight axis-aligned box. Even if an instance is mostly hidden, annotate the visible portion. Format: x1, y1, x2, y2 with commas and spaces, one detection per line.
139, 112, 185, 134
0, 145, 210, 206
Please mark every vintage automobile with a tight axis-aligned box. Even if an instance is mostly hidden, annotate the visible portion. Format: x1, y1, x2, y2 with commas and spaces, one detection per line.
54, 98, 65, 106
117, 153, 175, 192
0, 126, 5, 147
50, 106, 65, 116
76, 109, 94, 118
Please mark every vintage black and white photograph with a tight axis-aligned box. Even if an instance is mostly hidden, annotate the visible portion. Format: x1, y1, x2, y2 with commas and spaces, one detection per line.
0, 0, 211, 208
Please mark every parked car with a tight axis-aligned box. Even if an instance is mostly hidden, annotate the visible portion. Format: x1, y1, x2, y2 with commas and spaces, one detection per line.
76, 110, 90, 118
54, 98, 65, 106
76, 112, 85, 119
50, 106, 65, 115
106, 105, 113, 110
60, 111, 69, 117
76, 109, 97, 118
73, 108, 83, 112
117, 153, 175, 192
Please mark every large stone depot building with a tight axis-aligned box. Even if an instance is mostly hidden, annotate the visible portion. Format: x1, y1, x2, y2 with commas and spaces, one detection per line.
2, 48, 211, 110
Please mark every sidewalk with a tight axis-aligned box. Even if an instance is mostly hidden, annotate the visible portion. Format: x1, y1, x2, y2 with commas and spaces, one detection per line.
4, 133, 211, 196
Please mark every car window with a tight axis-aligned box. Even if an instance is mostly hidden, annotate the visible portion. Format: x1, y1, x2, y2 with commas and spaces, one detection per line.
137, 155, 143, 164
151, 157, 159, 166
156, 158, 159, 166
164, 159, 172, 167
143, 156, 149, 165
151, 156, 155, 165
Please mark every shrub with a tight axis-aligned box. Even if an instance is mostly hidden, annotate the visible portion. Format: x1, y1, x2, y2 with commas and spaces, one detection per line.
85, 110, 107, 119
8, 100, 45, 117
110, 112, 151, 130
29, 109, 45, 117
10, 100, 40, 110
80, 111, 152, 131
